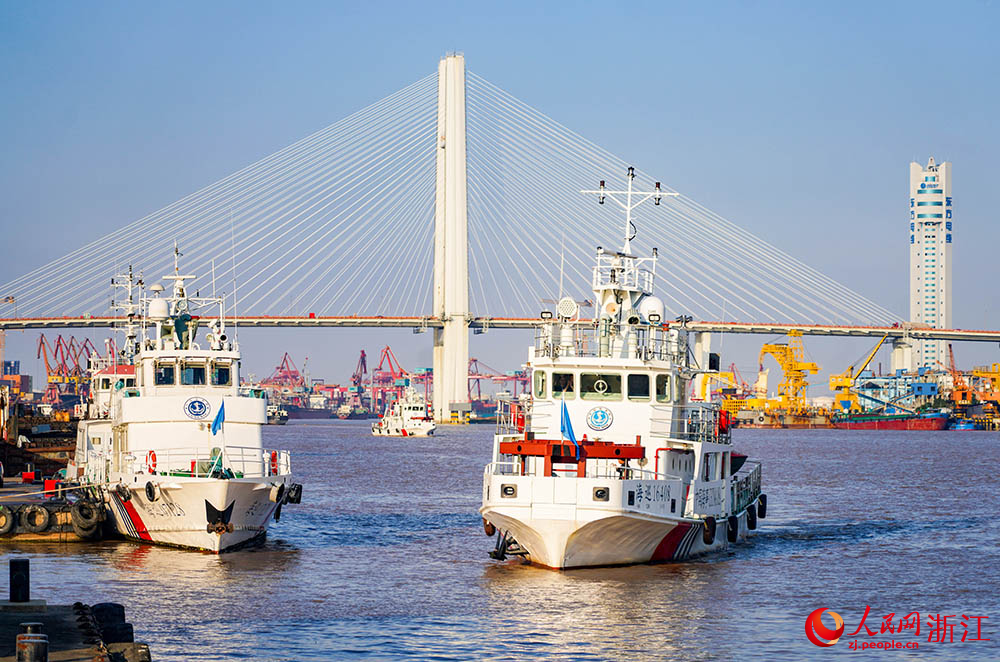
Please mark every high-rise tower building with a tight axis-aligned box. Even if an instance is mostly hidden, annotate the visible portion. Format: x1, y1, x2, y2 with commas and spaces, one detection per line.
909, 157, 952, 369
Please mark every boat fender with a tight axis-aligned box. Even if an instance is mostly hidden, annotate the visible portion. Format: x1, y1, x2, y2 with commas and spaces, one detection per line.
91, 602, 126, 627
274, 502, 282, 522
115, 483, 132, 502
0, 504, 14, 535
268, 483, 285, 504
21, 504, 51, 533
702, 516, 716, 545
71, 500, 101, 530
144, 481, 159, 503
757, 493, 768, 519
746, 503, 758, 530
727, 515, 739, 543
286, 483, 303, 504
483, 518, 496, 537
72, 517, 102, 540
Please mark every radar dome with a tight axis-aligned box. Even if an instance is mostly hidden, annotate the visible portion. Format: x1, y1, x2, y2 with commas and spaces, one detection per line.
638, 296, 665, 323
148, 297, 169, 321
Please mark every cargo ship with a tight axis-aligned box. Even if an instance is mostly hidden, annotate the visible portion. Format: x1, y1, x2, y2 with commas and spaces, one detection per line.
831, 411, 948, 430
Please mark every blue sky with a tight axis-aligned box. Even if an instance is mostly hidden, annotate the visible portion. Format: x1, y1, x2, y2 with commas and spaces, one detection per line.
1, 1, 998, 389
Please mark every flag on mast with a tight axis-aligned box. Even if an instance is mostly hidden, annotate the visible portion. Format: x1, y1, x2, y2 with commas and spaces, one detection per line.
560, 398, 580, 460
211, 401, 226, 436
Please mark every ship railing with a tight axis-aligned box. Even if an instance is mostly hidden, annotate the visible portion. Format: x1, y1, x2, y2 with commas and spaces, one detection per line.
486, 460, 683, 482
731, 460, 762, 516
118, 446, 291, 479
591, 255, 654, 293
485, 461, 522, 477
496, 398, 532, 435
533, 325, 685, 362
650, 404, 732, 445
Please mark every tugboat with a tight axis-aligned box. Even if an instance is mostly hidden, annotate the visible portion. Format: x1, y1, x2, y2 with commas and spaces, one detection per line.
371, 387, 435, 437
480, 169, 766, 569
68, 250, 303, 552
266, 403, 289, 425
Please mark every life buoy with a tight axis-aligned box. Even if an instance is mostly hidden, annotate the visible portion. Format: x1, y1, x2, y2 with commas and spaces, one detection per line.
702, 516, 716, 545
145, 450, 157, 473
21, 504, 51, 533
71, 501, 101, 530
270, 451, 279, 476
0, 505, 14, 535
727, 515, 739, 543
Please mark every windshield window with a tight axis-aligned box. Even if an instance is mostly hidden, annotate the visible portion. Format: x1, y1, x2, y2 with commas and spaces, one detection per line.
581, 373, 622, 401
552, 373, 575, 399
533, 371, 547, 398
628, 374, 650, 401
655, 374, 672, 402
181, 361, 206, 386
154, 362, 175, 386
211, 362, 232, 386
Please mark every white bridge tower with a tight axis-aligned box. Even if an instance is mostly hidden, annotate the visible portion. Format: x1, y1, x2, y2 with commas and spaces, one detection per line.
432, 54, 470, 423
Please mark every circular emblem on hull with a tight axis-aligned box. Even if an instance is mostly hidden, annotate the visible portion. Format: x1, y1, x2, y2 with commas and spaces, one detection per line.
184, 397, 211, 419
586, 407, 613, 431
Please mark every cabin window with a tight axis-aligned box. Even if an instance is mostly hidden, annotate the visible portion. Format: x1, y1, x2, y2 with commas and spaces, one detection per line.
181, 361, 207, 386
100, 378, 111, 390
552, 373, 575, 399
655, 374, 672, 402
211, 362, 232, 386
580, 373, 622, 401
154, 362, 175, 386
125, 378, 135, 387
534, 371, 547, 398
627, 374, 650, 401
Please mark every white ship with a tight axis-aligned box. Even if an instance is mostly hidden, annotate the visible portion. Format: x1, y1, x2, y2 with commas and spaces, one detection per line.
68, 251, 302, 552
480, 169, 766, 569
371, 387, 435, 437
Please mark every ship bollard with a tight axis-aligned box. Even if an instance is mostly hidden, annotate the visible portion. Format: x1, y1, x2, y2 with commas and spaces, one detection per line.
18, 623, 44, 635
15, 633, 48, 662
10, 558, 30, 602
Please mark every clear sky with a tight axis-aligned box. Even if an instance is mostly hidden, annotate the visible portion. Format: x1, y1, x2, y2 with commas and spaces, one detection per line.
1, 1, 998, 390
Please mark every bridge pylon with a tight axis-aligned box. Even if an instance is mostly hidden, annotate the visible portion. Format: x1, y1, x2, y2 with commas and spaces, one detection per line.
432, 53, 470, 423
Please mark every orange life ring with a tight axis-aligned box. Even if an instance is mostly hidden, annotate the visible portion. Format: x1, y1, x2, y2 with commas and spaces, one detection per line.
270, 450, 279, 475
146, 450, 157, 473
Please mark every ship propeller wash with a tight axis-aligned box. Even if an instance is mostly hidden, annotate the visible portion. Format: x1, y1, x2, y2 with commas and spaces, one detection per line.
68, 247, 303, 552
480, 169, 767, 568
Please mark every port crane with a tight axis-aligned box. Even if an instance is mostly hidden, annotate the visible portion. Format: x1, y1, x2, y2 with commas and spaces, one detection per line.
758, 330, 820, 414
828, 334, 889, 412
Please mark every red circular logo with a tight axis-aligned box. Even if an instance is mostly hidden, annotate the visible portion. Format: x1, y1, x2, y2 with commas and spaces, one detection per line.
805, 608, 844, 647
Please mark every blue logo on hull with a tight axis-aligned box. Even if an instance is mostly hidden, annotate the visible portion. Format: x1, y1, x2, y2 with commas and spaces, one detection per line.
184, 397, 211, 419
586, 407, 613, 431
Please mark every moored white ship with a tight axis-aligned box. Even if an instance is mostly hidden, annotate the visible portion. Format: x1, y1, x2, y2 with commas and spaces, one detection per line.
480, 170, 767, 569
371, 386, 435, 437
68, 252, 303, 552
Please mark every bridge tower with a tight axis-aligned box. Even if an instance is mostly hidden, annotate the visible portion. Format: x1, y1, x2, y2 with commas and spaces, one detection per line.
432, 54, 470, 423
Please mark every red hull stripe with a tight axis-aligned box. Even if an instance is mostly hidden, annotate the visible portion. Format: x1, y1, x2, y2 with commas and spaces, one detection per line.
651, 522, 692, 562
121, 499, 153, 541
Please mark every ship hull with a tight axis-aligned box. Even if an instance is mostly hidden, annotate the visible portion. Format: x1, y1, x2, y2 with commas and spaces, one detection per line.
832, 414, 949, 430
285, 406, 331, 420
105, 476, 287, 553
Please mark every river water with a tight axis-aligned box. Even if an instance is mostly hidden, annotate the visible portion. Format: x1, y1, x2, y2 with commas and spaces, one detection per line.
7, 423, 999, 660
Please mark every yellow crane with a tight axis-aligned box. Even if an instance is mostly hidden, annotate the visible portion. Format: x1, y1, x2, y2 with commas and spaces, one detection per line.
828, 334, 888, 412
759, 330, 819, 414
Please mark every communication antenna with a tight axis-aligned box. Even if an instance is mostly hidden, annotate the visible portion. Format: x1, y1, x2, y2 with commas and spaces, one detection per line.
230, 208, 239, 347
582, 167, 678, 253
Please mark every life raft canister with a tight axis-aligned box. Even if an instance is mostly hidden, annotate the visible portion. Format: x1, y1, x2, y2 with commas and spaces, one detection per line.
717, 409, 731, 435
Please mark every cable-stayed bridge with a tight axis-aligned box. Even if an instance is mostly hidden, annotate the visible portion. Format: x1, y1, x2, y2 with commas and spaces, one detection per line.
1, 54, 996, 420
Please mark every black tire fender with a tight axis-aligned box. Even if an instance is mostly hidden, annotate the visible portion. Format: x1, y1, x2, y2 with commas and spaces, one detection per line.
702, 516, 716, 545
757, 493, 768, 519
747, 503, 758, 530
21, 504, 51, 533
0, 504, 14, 535
727, 515, 739, 543
71, 501, 101, 529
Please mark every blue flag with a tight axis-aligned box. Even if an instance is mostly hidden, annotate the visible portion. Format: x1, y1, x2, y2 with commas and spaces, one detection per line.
211, 401, 225, 436
560, 399, 580, 460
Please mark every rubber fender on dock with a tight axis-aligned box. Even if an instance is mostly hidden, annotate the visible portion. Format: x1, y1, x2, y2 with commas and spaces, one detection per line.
0, 504, 15, 535
702, 516, 716, 545
757, 493, 768, 519
71, 501, 101, 529
727, 515, 739, 543
746, 503, 758, 530
21, 504, 51, 533
115, 483, 131, 502
100, 622, 134, 644
144, 481, 159, 502
92, 602, 126, 627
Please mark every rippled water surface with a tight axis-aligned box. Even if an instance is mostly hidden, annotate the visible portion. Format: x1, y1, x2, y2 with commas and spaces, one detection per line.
8, 424, 1000, 660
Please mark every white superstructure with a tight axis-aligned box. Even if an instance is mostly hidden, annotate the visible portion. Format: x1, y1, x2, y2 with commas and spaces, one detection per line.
909, 157, 953, 369
68, 251, 302, 552
480, 170, 765, 569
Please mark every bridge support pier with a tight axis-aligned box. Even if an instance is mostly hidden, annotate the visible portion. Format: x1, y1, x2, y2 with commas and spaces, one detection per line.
432, 54, 470, 423
890, 337, 913, 374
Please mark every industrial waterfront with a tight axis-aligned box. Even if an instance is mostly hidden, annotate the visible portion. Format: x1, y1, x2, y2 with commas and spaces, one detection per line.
5, 421, 995, 660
